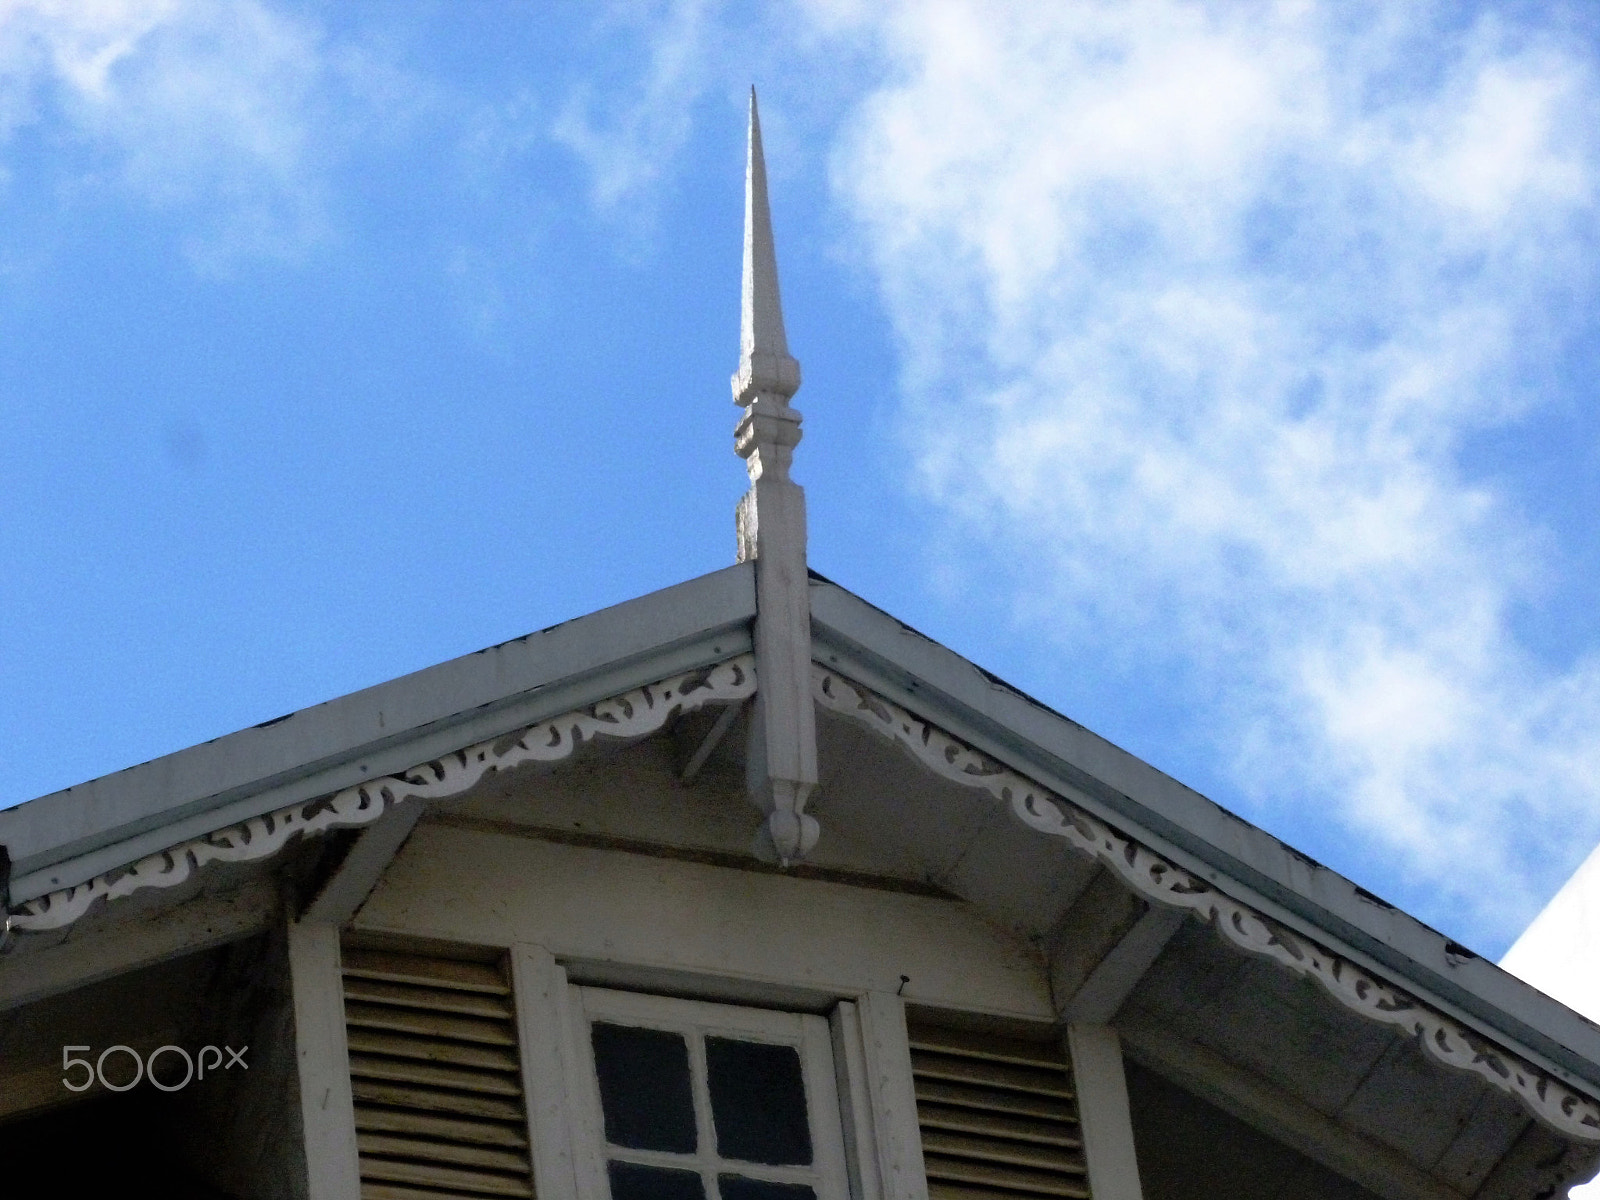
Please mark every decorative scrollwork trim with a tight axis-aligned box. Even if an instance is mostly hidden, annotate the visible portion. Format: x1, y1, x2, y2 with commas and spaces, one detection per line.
12, 655, 757, 933
812, 664, 1600, 1144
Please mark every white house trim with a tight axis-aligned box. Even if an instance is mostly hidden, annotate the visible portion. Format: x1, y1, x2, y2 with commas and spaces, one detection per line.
812, 664, 1600, 1144
288, 920, 361, 1200
1067, 1024, 1144, 1200
12, 641, 1599, 1148
833, 993, 928, 1200
512, 944, 585, 1200
10, 655, 755, 933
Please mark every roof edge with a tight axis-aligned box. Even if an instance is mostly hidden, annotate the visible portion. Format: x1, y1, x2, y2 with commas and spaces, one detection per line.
3, 564, 756, 898
807, 576, 1600, 1095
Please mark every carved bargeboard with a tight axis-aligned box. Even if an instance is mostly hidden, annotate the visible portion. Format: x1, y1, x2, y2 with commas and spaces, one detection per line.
7, 650, 1597, 1147
10, 656, 755, 932
812, 664, 1600, 1145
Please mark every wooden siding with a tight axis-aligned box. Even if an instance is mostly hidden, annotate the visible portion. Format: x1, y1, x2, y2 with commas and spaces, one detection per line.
356, 825, 1053, 1022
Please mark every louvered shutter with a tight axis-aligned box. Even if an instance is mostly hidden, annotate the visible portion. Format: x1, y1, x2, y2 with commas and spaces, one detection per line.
908, 1020, 1089, 1200
341, 944, 533, 1199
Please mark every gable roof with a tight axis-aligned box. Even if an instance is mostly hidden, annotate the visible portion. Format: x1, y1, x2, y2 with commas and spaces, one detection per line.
2, 560, 1597, 1129
0, 564, 754, 905
809, 575, 1600, 1098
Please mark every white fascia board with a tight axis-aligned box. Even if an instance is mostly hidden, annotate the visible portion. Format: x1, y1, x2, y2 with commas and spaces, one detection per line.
807, 574, 1600, 1096
3, 564, 755, 903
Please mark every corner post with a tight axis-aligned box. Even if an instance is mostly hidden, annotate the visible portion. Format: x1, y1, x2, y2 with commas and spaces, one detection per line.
1066, 1023, 1145, 1200
288, 920, 360, 1199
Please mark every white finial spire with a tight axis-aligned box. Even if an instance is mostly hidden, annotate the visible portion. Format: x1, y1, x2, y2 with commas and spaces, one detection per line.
732, 88, 818, 867
733, 88, 803, 492
735, 88, 800, 407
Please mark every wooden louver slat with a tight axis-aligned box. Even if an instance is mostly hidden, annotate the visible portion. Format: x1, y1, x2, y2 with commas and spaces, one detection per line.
909, 1021, 1090, 1200
344, 944, 533, 1199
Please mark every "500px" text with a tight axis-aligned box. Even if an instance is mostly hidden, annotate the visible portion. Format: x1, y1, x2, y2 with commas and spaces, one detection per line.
62, 1044, 247, 1092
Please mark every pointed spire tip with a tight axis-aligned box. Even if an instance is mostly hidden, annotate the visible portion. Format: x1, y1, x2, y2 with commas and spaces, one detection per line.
734, 84, 799, 407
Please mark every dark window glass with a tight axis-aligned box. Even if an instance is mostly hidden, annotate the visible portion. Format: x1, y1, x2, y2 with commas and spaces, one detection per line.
718, 1176, 816, 1200
592, 1023, 697, 1153
705, 1037, 813, 1165
609, 1162, 707, 1200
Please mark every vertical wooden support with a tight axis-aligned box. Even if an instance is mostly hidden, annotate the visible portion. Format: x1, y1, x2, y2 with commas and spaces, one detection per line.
732, 88, 819, 868
831, 1001, 883, 1200
511, 943, 584, 1200
832, 992, 929, 1200
288, 920, 360, 1200
1067, 1024, 1144, 1200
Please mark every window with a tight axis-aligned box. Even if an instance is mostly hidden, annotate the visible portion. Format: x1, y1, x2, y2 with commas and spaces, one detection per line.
568, 988, 852, 1200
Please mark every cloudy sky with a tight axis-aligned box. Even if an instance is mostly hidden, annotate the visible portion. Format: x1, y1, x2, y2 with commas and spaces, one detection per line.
2, 0, 1598, 959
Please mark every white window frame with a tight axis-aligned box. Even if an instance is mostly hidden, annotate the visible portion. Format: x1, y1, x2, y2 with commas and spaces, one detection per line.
566, 987, 849, 1200
511, 945, 927, 1200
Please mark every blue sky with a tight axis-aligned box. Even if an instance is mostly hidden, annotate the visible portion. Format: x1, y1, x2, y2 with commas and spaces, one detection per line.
2, 1, 1599, 958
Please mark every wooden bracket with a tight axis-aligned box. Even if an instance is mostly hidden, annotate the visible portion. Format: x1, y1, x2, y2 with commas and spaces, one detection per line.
1049, 867, 1185, 1024
301, 801, 426, 926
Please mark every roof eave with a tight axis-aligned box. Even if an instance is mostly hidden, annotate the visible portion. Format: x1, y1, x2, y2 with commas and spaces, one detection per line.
8, 563, 1596, 1102
807, 574, 1600, 1094
1, 564, 756, 904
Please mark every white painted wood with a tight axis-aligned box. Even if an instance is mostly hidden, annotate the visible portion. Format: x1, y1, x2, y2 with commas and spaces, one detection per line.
831, 1002, 885, 1200
0, 875, 275, 1012
743, 490, 818, 865
2, 565, 754, 910
566, 987, 851, 1200
566, 956, 842, 1013
1060, 907, 1185, 1025
1067, 1024, 1144, 1200
287, 920, 360, 1200
1119, 1023, 1465, 1200
356, 825, 1052, 1020
511, 944, 583, 1200
1430, 1091, 1526, 1194
852, 992, 929, 1200
733, 90, 818, 867
564, 980, 613, 1200
302, 802, 426, 925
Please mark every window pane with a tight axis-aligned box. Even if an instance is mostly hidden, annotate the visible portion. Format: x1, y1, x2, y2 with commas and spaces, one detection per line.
609, 1161, 708, 1200
706, 1037, 813, 1165
592, 1023, 697, 1152
718, 1176, 816, 1200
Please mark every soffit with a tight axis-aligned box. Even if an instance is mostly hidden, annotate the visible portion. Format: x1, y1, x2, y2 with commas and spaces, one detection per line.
0, 618, 1590, 1187
808, 575, 1600, 1096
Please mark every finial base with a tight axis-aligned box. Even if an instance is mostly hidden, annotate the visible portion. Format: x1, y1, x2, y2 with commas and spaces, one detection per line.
733, 352, 801, 405
751, 803, 821, 868
735, 396, 802, 484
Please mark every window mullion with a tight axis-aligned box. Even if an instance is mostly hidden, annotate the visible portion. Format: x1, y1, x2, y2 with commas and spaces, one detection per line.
690, 1028, 722, 1200
606, 1148, 817, 1185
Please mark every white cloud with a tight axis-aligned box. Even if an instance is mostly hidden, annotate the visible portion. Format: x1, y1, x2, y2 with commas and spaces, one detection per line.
552, 0, 716, 213
816, 0, 1600, 944
0, 0, 388, 267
